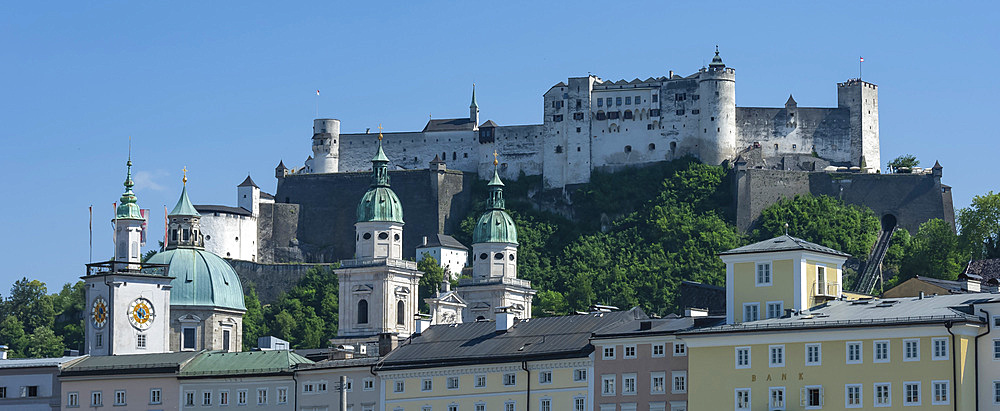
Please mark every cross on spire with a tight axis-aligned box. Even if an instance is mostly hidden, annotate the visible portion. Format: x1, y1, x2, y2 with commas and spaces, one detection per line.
182, 166, 188, 185
493, 150, 499, 166
377, 124, 383, 141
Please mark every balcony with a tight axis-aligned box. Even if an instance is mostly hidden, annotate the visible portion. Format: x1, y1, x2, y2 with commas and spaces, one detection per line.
339, 257, 418, 270
813, 281, 839, 298
458, 276, 532, 289
85, 260, 170, 277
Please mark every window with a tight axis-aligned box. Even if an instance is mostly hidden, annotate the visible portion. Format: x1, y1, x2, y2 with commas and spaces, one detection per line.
95, 333, 103, 348
756, 263, 772, 285
616, 97, 622, 106
476, 403, 486, 411
672, 371, 687, 393
24, 386, 38, 397
625, 96, 632, 105
735, 389, 751, 409
113, 389, 125, 406
805, 343, 821, 365
736, 346, 751, 368
744, 303, 760, 322
447, 376, 459, 389
539, 371, 552, 384
903, 381, 920, 405
624, 145, 632, 152
994, 339, 1000, 360
238, 389, 247, 405
357, 299, 369, 324
449, 405, 459, 411
256, 388, 267, 405
673, 342, 686, 356
691, 109, 700, 114
651, 372, 666, 394
183, 327, 196, 350
650, 109, 660, 117
623, 373, 637, 395
573, 369, 587, 382
994, 381, 1000, 404
574, 397, 586, 411
223, 329, 231, 351
503, 373, 516, 386
573, 112, 584, 120
904, 339, 920, 361
475, 374, 487, 387
846, 341, 863, 364
67, 391, 79, 407
219, 391, 228, 406
597, 98, 603, 107
769, 387, 785, 410
363, 378, 374, 391
845, 384, 862, 408
932, 337, 949, 360
605, 97, 612, 107
769, 345, 784, 367
505, 402, 515, 411
422, 378, 433, 391
932, 380, 949, 405
601, 375, 615, 395
766, 301, 784, 319
652, 343, 665, 357
397, 300, 406, 325
675, 109, 684, 115
277, 387, 287, 404
203, 391, 212, 406
603, 346, 615, 359
608, 111, 620, 120
652, 94, 658, 102
802, 386, 823, 408
624, 345, 637, 358
635, 95, 641, 104
874, 340, 890, 363
874, 383, 891, 407
675, 93, 686, 101
149, 388, 161, 405
136, 334, 146, 349
394, 381, 404, 393
553, 115, 563, 122
92, 391, 103, 407
537, 399, 550, 411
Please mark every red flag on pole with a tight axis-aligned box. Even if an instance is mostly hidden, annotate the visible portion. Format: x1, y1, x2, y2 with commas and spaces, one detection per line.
860, 56, 864, 62
316, 90, 320, 96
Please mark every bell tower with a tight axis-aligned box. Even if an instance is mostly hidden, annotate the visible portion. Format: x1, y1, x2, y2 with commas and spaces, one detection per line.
83, 155, 172, 356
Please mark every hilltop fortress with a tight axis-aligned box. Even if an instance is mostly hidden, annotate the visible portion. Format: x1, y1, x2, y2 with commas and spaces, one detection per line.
288, 49, 880, 189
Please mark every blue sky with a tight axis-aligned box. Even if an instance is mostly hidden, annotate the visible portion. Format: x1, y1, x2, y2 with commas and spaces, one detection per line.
1, 1, 997, 289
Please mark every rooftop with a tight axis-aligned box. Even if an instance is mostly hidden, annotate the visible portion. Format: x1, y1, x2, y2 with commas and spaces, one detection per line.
418, 234, 468, 250
0, 356, 82, 370
422, 117, 476, 132
195, 204, 252, 216
719, 234, 851, 257
179, 350, 312, 377
592, 316, 723, 339
61, 351, 202, 376
966, 258, 1000, 284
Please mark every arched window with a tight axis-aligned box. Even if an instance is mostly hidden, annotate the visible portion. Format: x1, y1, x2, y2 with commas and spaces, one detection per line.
555, 145, 563, 154
624, 145, 632, 153
623, 110, 633, 120
396, 300, 406, 325
648, 143, 656, 151
358, 299, 369, 324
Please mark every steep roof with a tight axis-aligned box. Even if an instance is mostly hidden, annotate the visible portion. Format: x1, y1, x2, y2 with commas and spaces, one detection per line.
378, 308, 646, 370
479, 119, 499, 128
719, 234, 850, 257
179, 350, 312, 377
417, 234, 468, 250
422, 118, 476, 132
238, 175, 259, 188
965, 258, 1000, 283
682, 293, 995, 335
169, 186, 201, 217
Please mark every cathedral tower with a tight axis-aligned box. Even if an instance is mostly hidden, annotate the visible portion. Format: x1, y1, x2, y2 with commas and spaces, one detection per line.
311, 118, 340, 173
336, 130, 423, 338
455, 153, 535, 321
698, 47, 737, 165
84, 156, 173, 356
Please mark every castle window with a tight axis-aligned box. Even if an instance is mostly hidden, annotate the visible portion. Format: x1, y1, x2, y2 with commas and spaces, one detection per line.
675, 93, 686, 101
577, 147, 581, 152
774, 144, 779, 150
573, 112, 584, 120
647, 124, 653, 130
464, 153, 468, 158
553, 114, 563, 122
605, 97, 612, 106
608, 111, 620, 120
182, 229, 190, 241
792, 144, 797, 149
494, 253, 504, 260
616, 97, 622, 106
453, 152, 457, 160
136, 334, 146, 349
576, 127, 581, 133
597, 98, 603, 107
676, 109, 684, 115
670, 141, 676, 151
624, 145, 632, 153
394, 233, 400, 241
635, 95, 641, 104
183, 327, 197, 350
396, 300, 406, 325
625, 96, 631, 105
623, 110, 633, 120
711, 116, 715, 121
652, 94, 658, 102
692, 109, 700, 114
358, 299, 369, 324
650, 109, 660, 117
648, 143, 655, 151
509, 254, 515, 261
596, 111, 607, 121
442, 152, 446, 160
692, 95, 700, 100
576, 99, 582, 109
555, 145, 563, 154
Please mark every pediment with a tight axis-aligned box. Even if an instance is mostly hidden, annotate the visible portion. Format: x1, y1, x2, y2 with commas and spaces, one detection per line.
352, 284, 374, 294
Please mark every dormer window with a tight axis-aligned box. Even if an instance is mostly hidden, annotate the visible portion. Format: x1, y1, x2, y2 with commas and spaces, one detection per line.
756, 263, 772, 286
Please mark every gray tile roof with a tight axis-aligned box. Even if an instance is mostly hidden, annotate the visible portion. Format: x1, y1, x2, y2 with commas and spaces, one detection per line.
719, 235, 851, 257
592, 316, 723, 339
238, 175, 259, 188
195, 204, 252, 216
61, 351, 203, 376
0, 356, 82, 369
682, 293, 997, 335
966, 258, 1000, 284
296, 356, 379, 371
423, 118, 475, 132
418, 234, 468, 250
377, 308, 646, 370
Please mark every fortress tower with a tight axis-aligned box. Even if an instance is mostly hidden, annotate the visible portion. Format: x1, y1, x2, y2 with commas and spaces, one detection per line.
838, 79, 880, 170
542, 75, 596, 188
698, 47, 737, 165
311, 118, 340, 173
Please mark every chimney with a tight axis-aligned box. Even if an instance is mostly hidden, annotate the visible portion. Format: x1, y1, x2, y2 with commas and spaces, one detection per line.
415, 318, 431, 335
496, 308, 516, 333
639, 321, 652, 331
422, 236, 428, 246
964, 276, 981, 293
668, 70, 674, 79
685, 308, 709, 317
0, 345, 8, 360
378, 333, 398, 356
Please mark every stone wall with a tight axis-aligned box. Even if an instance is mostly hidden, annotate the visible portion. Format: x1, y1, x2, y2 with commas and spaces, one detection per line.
736, 107, 852, 164
257, 202, 302, 263
735, 166, 956, 234
228, 259, 324, 303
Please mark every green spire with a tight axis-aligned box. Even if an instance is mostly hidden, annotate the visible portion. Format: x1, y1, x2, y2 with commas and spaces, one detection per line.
472, 152, 517, 244
116, 157, 143, 220
169, 169, 200, 217
487, 166, 505, 210
356, 130, 404, 224
470, 84, 478, 108
371, 129, 390, 187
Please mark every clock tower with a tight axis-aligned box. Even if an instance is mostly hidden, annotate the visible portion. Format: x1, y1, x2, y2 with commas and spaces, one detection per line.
83, 156, 173, 356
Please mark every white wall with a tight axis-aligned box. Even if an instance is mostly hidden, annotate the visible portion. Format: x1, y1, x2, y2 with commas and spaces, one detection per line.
201, 213, 257, 261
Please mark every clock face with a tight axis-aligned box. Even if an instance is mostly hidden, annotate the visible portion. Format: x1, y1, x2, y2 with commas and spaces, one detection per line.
128, 298, 155, 330
91, 297, 108, 329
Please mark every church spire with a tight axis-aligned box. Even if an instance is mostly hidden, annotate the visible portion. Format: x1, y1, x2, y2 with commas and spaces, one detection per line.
487, 150, 505, 210
116, 152, 143, 220
371, 125, 390, 187
470, 84, 478, 109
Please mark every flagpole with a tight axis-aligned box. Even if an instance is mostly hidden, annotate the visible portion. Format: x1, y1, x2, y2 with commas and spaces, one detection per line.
89, 205, 93, 262
859, 56, 862, 80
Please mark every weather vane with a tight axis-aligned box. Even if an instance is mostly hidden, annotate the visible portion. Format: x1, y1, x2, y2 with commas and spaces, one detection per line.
182, 166, 188, 185
377, 124, 383, 141
493, 150, 499, 166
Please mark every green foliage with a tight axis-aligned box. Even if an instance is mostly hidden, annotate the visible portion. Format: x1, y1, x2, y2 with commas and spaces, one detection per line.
0, 315, 27, 358
752, 195, 879, 258
241, 284, 266, 351
887, 154, 919, 172
417, 254, 445, 313
52, 281, 85, 352
881, 229, 912, 278
4, 278, 55, 334
899, 219, 968, 280
260, 265, 338, 349
23, 326, 64, 358
958, 191, 1000, 259
534, 290, 569, 317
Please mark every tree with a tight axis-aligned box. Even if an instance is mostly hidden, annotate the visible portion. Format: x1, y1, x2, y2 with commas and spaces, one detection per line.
5, 278, 55, 334
52, 282, 85, 352
23, 326, 64, 358
753, 195, 879, 259
0, 315, 26, 358
534, 290, 569, 317
417, 254, 445, 313
900, 219, 968, 280
242, 284, 266, 351
887, 154, 919, 173
958, 191, 1000, 259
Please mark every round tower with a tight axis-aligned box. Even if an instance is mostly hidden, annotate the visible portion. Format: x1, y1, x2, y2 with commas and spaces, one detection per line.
698, 47, 737, 165
311, 118, 340, 173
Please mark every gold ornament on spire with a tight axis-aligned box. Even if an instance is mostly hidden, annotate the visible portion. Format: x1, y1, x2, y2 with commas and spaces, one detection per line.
493, 150, 499, 166
377, 124, 383, 141
182, 166, 188, 185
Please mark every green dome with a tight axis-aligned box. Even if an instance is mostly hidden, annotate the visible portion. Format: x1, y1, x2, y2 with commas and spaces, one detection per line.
356, 138, 404, 224
357, 186, 404, 223
473, 209, 518, 244
146, 248, 246, 311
